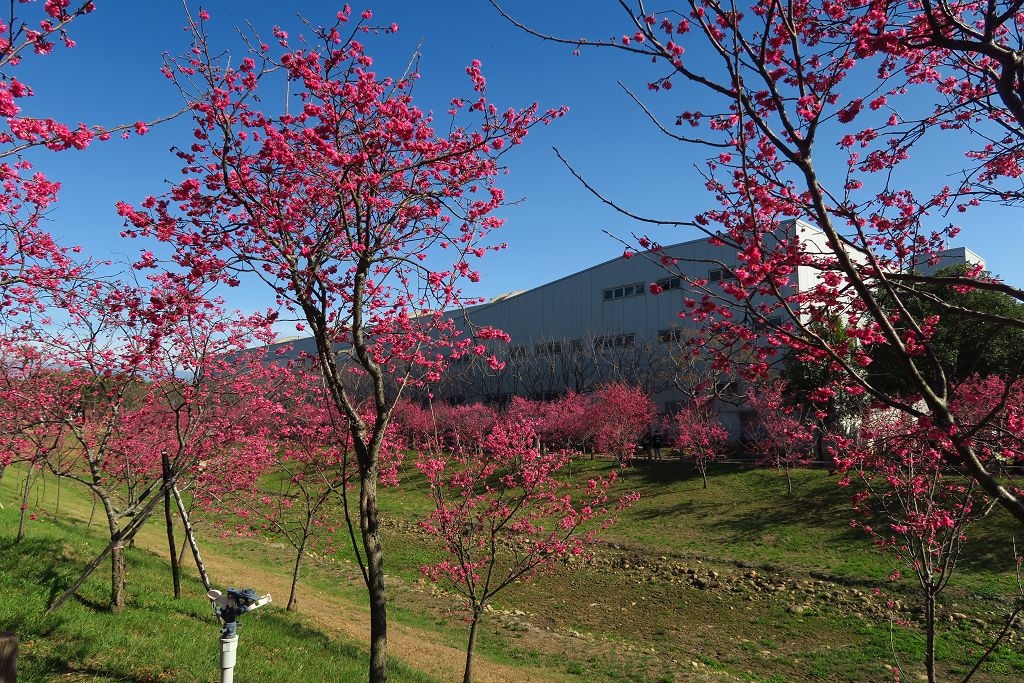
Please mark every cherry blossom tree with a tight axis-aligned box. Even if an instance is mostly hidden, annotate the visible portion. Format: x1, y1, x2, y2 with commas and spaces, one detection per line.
591, 382, 656, 464
227, 379, 351, 612
391, 398, 437, 451
673, 398, 728, 488
432, 402, 497, 456
219, 365, 404, 612
744, 380, 815, 494
540, 391, 595, 453
491, 0, 1024, 530
98, 284, 283, 599
8, 283, 155, 612
12, 275, 283, 614
833, 375, 1024, 683
118, 10, 562, 676
417, 411, 637, 683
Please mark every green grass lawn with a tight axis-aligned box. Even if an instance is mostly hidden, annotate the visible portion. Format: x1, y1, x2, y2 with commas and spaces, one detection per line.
0, 484, 439, 683
4, 457, 1024, 682
381, 457, 1023, 593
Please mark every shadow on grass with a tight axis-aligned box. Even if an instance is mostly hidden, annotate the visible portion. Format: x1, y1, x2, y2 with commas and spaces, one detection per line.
954, 510, 1022, 576
624, 459, 1024, 581
49, 661, 157, 683
621, 461, 874, 560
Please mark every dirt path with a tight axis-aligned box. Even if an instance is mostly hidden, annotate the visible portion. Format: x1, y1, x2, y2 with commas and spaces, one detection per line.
38, 473, 738, 682
127, 522, 564, 683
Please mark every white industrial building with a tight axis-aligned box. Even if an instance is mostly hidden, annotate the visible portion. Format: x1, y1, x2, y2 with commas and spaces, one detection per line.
431, 219, 836, 433
262, 218, 983, 436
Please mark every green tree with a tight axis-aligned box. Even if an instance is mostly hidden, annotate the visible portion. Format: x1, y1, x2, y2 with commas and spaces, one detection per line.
867, 265, 1024, 395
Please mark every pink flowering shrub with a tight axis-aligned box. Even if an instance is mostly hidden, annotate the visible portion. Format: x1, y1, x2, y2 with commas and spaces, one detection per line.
417, 412, 638, 682
591, 383, 656, 464
674, 399, 729, 488
744, 381, 815, 494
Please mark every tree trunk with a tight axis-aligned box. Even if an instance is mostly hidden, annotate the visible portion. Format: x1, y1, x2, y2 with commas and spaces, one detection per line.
177, 536, 189, 569
162, 453, 181, 599
16, 467, 34, 543
462, 607, 483, 683
0, 632, 16, 683
48, 536, 116, 614
785, 465, 793, 496
55, 473, 61, 516
287, 535, 308, 611
110, 541, 126, 613
102, 496, 127, 613
924, 586, 936, 683
360, 469, 388, 683
701, 466, 708, 489
47, 486, 166, 614
172, 485, 211, 592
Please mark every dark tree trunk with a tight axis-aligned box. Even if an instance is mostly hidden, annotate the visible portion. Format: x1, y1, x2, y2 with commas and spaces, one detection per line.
287, 535, 309, 611
16, 468, 34, 543
924, 586, 936, 683
462, 607, 484, 683
162, 452, 181, 599
361, 469, 388, 683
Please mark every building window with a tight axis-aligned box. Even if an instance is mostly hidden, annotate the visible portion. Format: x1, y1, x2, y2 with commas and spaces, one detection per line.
709, 268, 736, 282
594, 334, 635, 349
657, 328, 688, 343
569, 339, 583, 352
602, 282, 645, 301
656, 276, 682, 291
508, 346, 526, 360
535, 341, 563, 356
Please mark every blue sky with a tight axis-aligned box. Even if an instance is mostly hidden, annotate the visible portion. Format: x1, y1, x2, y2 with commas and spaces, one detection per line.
14, 1, 1024, 325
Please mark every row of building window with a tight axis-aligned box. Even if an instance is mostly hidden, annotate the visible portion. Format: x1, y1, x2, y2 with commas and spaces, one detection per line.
656, 276, 683, 291
459, 320, 777, 367
656, 328, 688, 343
603, 270, 735, 302
602, 282, 645, 301
511, 335, 645, 357
593, 333, 636, 349
535, 340, 585, 356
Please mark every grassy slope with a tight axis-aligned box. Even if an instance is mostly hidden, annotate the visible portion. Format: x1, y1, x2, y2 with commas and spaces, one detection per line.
4, 458, 1024, 682
377, 459, 1024, 681
0, 473, 439, 683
